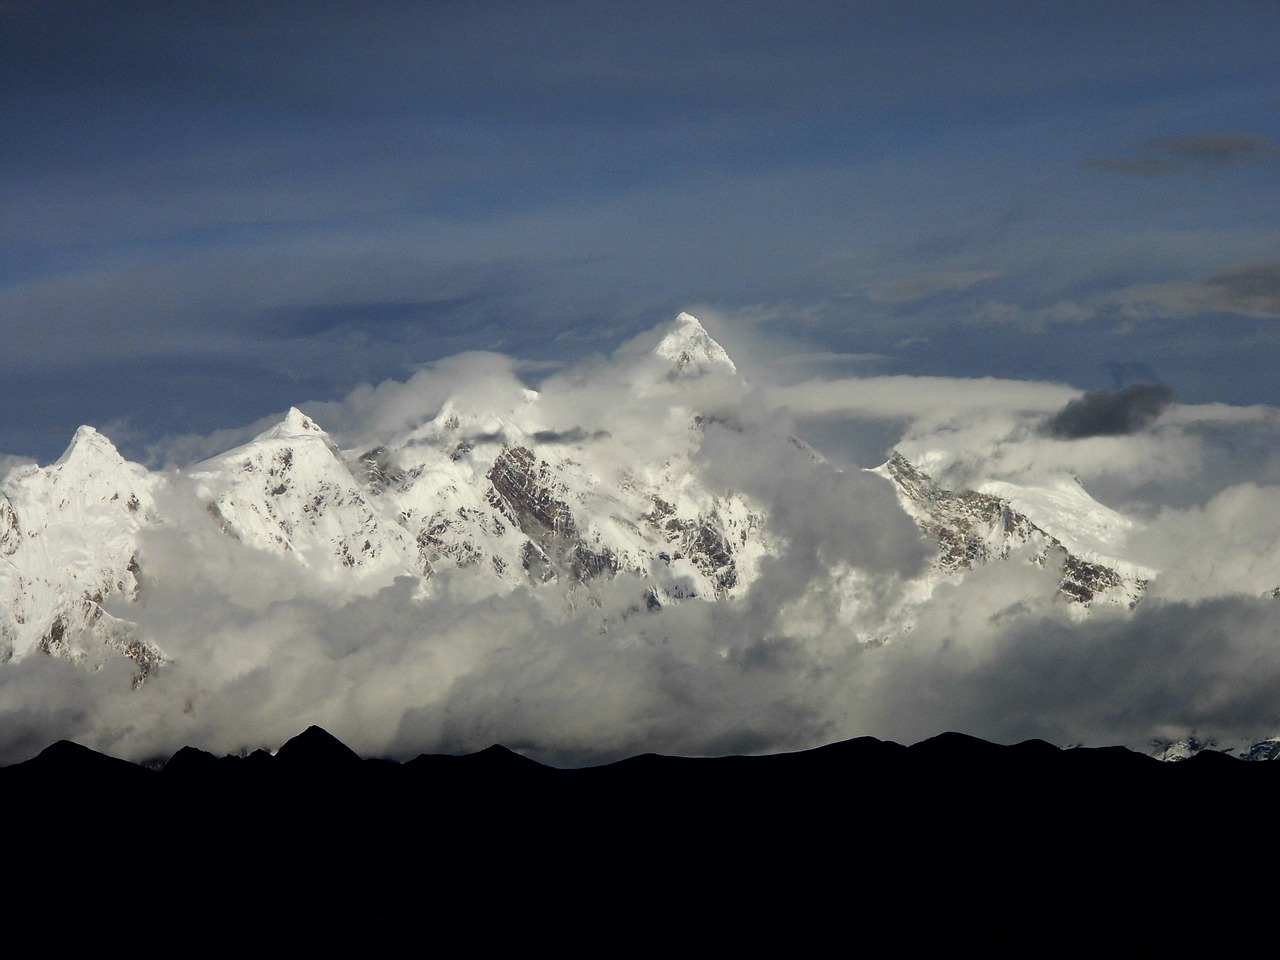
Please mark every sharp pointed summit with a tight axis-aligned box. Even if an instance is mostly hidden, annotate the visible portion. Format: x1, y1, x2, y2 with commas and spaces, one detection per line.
654, 312, 737, 377
255, 407, 327, 442
191, 403, 421, 580
53, 425, 125, 469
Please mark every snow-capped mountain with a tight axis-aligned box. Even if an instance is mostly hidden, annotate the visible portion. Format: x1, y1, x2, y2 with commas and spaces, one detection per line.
653, 310, 738, 377
0, 312, 1153, 679
0, 426, 164, 678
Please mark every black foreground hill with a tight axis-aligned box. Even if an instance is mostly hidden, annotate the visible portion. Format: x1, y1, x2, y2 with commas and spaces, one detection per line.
5, 727, 1275, 945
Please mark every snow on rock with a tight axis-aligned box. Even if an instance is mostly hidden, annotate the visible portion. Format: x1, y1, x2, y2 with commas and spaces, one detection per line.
365, 384, 770, 604
977, 475, 1153, 580
1150, 735, 1280, 762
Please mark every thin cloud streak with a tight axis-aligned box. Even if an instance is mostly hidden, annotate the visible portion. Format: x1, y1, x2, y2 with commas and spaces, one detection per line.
865, 270, 1003, 304
1082, 132, 1280, 178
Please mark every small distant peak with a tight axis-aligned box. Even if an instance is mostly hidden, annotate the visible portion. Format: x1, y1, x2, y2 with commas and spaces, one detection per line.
255, 407, 328, 442
654, 312, 737, 376
53, 425, 124, 467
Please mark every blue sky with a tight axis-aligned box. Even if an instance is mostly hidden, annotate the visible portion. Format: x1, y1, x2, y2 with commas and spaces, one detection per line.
3, 1, 1278, 464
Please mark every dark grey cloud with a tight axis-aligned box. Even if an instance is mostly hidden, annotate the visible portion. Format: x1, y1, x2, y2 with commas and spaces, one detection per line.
1205, 258, 1280, 318
857, 594, 1280, 748
531, 428, 611, 445
1082, 132, 1280, 178
865, 270, 1002, 304
1157, 133, 1279, 164
1042, 383, 1174, 439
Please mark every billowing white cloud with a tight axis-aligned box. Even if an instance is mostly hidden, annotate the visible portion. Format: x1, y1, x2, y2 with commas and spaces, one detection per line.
0, 455, 36, 481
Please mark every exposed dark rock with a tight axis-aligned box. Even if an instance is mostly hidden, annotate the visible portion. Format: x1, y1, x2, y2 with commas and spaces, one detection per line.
0, 495, 20, 556
486, 445, 618, 584
642, 496, 740, 598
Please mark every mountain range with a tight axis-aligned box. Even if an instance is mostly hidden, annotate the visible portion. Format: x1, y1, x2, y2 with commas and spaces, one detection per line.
0, 313, 1153, 675
6, 312, 1262, 763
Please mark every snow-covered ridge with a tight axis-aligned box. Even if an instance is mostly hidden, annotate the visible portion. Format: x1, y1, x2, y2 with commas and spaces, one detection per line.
873, 452, 1151, 608
190, 407, 421, 582
977, 476, 1154, 581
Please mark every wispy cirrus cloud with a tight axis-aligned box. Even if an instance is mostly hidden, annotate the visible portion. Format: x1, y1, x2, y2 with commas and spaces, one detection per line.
865, 270, 1003, 304
1082, 132, 1280, 178
1110, 256, 1280, 322
972, 255, 1280, 330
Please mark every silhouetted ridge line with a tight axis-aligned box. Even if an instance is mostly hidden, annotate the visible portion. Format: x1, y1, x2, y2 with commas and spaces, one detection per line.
15, 739, 152, 782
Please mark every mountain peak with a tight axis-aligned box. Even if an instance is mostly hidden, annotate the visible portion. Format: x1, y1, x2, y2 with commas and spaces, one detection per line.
53, 425, 124, 468
654, 312, 737, 376
255, 407, 327, 442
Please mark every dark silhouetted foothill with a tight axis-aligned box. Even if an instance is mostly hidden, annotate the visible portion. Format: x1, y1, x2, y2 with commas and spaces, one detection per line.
17, 738, 150, 781
3, 727, 1277, 946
